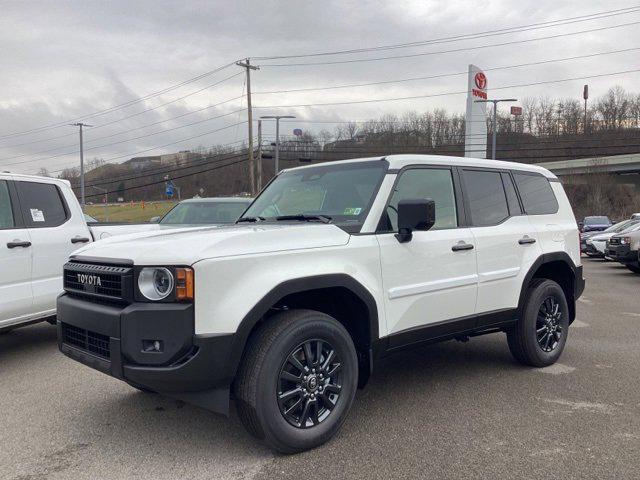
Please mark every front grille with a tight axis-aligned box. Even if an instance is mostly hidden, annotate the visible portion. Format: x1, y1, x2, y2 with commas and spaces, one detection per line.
609, 237, 621, 245
62, 323, 111, 359
63, 262, 131, 302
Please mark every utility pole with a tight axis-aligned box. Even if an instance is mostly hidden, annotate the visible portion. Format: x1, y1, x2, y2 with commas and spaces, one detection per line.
474, 99, 517, 160
260, 115, 296, 174
69, 122, 92, 209
257, 119, 262, 191
236, 58, 259, 194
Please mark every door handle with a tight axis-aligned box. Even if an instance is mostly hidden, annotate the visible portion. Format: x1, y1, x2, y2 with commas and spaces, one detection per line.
452, 242, 474, 252
71, 237, 91, 244
7, 241, 31, 249
518, 236, 536, 245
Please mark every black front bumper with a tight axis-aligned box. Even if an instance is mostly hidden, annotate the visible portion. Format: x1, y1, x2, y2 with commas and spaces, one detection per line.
57, 294, 235, 414
606, 244, 637, 263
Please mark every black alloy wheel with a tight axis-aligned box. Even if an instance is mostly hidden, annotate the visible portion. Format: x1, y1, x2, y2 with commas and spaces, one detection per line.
536, 296, 563, 352
506, 278, 570, 367
277, 339, 342, 428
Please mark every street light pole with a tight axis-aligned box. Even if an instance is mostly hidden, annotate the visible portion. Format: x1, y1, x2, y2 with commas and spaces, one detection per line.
474, 99, 517, 160
260, 115, 296, 174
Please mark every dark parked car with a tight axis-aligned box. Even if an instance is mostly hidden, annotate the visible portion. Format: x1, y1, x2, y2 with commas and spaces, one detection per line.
606, 230, 640, 273
579, 216, 612, 233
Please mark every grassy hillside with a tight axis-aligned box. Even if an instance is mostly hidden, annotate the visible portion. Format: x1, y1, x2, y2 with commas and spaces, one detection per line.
86, 200, 177, 223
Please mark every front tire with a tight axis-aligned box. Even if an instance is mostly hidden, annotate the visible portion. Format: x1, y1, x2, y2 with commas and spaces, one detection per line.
507, 278, 569, 367
234, 309, 358, 453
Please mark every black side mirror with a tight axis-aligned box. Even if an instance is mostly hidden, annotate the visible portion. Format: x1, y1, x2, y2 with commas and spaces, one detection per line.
395, 198, 436, 243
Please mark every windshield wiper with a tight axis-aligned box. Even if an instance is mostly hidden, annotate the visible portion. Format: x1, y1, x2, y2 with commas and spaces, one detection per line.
237, 216, 265, 223
275, 214, 332, 224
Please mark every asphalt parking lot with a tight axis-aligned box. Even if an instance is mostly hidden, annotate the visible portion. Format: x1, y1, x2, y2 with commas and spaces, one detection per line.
1, 259, 639, 480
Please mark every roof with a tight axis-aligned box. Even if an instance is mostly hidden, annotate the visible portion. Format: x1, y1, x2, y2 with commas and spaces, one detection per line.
284, 154, 557, 179
179, 197, 253, 203
0, 172, 72, 186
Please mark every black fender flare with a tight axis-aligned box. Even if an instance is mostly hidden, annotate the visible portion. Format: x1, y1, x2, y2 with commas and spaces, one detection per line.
517, 252, 584, 322
226, 274, 379, 380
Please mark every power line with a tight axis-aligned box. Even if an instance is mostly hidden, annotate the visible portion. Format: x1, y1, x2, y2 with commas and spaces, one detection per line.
0, 62, 239, 141
254, 67, 640, 109
262, 147, 640, 163
83, 152, 250, 200
260, 20, 640, 67
254, 47, 640, 95
254, 5, 640, 60
80, 139, 256, 188
0, 72, 244, 152
41, 122, 248, 177
2, 107, 247, 167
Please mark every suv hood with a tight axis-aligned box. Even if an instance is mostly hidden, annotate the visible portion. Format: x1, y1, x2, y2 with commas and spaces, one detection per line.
72, 223, 351, 265
590, 232, 616, 241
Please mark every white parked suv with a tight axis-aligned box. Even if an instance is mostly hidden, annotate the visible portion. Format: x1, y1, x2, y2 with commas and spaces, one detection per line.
57, 155, 584, 452
0, 173, 251, 332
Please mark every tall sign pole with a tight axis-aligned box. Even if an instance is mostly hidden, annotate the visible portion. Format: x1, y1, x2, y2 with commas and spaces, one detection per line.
236, 58, 259, 194
464, 65, 488, 158
583, 84, 589, 135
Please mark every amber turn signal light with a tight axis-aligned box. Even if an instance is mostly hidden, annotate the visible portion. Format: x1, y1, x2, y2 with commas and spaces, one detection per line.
175, 267, 194, 301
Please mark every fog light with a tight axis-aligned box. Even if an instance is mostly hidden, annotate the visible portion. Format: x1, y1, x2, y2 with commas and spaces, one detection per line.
142, 340, 163, 353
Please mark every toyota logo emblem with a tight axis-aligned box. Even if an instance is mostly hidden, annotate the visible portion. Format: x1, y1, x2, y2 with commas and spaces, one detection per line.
474, 72, 487, 90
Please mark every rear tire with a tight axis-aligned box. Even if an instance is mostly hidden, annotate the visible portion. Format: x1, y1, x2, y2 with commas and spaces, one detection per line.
507, 278, 569, 367
234, 309, 358, 453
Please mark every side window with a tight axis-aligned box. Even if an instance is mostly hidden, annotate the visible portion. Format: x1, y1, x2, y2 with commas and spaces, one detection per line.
501, 173, 522, 215
513, 172, 559, 215
463, 170, 509, 227
383, 168, 457, 231
0, 180, 16, 229
15, 181, 69, 228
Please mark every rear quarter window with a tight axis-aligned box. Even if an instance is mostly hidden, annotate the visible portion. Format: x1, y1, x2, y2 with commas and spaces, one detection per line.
513, 172, 559, 215
15, 181, 69, 228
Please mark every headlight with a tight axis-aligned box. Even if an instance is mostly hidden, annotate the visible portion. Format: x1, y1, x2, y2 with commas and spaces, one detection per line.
138, 267, 174, 301
621, 237, 631, 245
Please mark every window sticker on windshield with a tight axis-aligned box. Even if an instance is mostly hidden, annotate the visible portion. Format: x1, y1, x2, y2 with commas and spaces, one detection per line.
30, 208, 45, 222
343, 207, 362, 215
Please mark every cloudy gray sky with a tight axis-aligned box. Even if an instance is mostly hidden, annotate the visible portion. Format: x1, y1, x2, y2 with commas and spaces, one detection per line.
1, 0, 639, 174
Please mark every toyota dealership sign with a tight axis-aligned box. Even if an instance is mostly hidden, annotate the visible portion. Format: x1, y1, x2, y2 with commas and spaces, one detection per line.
464, 64, 488, 158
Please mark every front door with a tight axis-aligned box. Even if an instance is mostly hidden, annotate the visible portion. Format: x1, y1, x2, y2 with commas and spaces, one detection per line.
0, 179, 33, 326
377, 167, 478, 342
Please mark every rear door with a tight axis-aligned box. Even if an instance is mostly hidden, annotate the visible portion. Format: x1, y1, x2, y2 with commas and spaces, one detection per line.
14, 179, 91, 316
0, 178, 34, 326
461, 169, 542, 322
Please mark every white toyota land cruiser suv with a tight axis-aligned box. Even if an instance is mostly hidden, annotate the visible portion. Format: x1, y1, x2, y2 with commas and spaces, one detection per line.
57, 155, 584, 453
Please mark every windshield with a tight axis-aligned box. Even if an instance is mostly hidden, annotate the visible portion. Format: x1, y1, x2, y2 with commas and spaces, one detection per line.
585, 216, 610, 225
605, 219, 635, 233
160, 201, 249, 225
621, 221, 640, 233
241, 160, 387, 229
